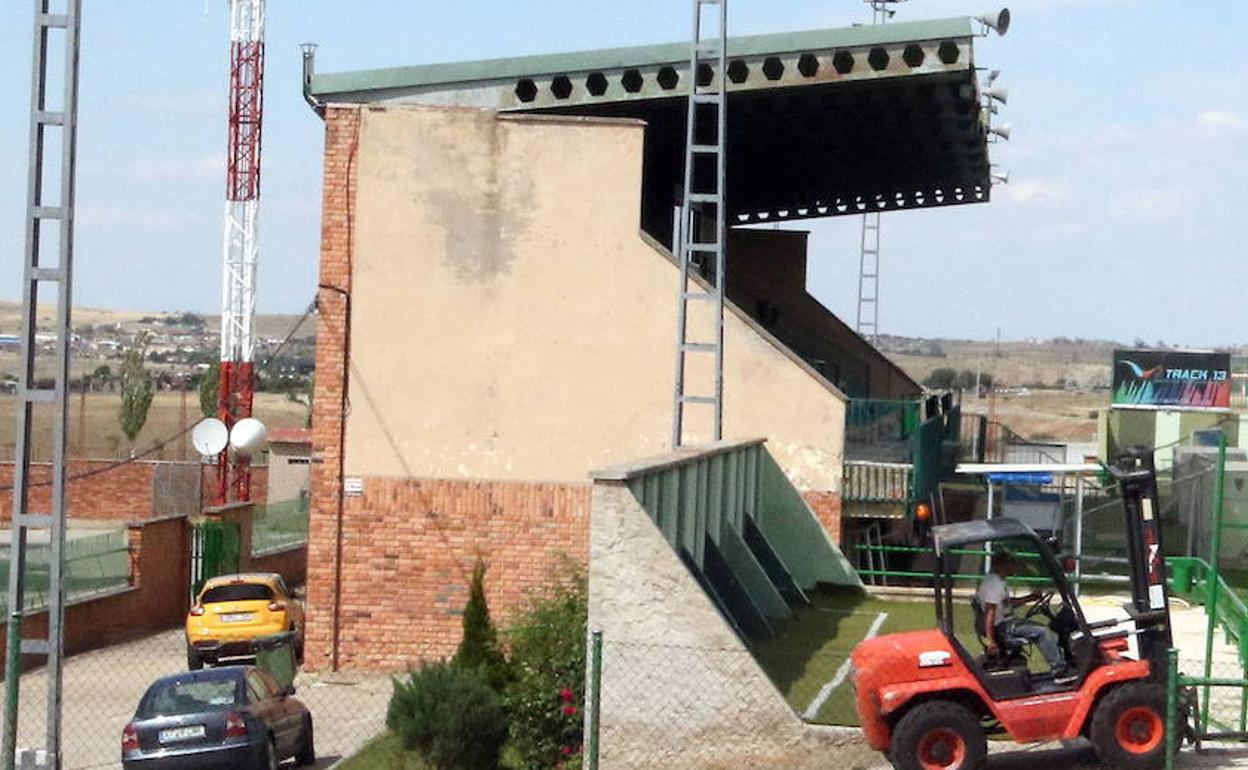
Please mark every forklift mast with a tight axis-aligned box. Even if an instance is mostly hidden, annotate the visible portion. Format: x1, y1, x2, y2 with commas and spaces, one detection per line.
1110, 448, 1174, 673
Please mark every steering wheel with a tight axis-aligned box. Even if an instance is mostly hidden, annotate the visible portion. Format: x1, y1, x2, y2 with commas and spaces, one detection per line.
1021, 590, 1056, 621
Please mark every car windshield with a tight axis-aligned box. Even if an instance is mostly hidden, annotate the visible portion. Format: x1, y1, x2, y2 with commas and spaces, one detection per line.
139, 677, 240, 718
202, 583, 273, 603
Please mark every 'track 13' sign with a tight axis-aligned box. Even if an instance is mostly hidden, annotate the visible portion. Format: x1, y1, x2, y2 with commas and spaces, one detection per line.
1112, 349, 1231, 411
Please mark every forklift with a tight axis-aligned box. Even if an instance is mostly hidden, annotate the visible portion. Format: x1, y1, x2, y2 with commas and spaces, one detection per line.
851, 450, 1188, 770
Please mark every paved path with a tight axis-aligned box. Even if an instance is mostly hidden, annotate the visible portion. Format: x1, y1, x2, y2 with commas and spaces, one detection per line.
10, 629, 390, 769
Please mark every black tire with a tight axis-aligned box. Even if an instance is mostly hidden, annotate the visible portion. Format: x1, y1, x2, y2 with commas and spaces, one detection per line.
1090, 682, 1167, 770
295, 714, 316, 766
186, 647, 203, 671
889, 700, 986, 770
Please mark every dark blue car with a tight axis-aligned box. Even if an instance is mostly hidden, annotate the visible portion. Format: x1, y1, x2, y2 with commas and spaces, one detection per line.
122, 665, 313, 770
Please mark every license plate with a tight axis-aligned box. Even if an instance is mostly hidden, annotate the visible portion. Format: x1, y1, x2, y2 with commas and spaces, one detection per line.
220, 612, 252, 623
159, 725, 206, 744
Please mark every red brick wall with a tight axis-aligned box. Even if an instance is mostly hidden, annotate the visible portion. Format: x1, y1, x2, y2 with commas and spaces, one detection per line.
307, 106, 360, 672
304, 476, 589, 672
803, 491, 843, 544
0, 460, 267, 521
0, 461, 155, 520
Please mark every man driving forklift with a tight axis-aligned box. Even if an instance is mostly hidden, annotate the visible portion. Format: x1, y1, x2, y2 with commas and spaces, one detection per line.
976, 548, 1077, 684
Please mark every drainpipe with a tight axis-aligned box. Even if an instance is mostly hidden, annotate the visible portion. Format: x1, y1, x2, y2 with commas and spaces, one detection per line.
300, 43, 326, 118
319, 284, 351, 672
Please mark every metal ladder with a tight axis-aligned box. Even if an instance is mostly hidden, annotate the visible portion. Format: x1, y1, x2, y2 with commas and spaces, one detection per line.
672, 0, 728, 448
855, 0, 906, 344
855, 211, 881, 343
4, 2, 84, 768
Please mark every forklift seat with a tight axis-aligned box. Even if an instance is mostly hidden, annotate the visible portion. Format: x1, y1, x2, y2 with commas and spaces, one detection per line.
972, 597, 1027, 667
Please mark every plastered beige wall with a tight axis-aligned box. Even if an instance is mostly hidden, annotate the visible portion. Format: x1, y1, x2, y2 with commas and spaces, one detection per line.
344, 105, 845, 491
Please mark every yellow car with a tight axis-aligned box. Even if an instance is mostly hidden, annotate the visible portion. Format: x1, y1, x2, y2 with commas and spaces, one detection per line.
186, 572, 304, 670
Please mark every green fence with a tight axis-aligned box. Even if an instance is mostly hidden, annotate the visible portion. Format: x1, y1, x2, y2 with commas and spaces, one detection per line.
251, 498, 310, 555
0, 529, 130, 611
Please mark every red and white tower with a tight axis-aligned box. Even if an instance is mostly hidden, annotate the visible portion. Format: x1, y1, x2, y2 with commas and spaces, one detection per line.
217, 0, 265, 504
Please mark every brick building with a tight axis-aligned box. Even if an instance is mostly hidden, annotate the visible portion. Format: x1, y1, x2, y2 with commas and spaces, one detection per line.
302, 18, 995, 670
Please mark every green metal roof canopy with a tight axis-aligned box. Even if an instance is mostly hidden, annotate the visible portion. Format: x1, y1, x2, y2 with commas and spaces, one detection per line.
311, 17, 996, 232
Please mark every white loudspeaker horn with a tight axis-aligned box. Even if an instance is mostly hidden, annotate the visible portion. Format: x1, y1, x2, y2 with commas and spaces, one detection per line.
987, 69, 1001, 85
984, 86, 1009, 105
990, 124, 1012, 141
977, 8, 1011, 36
992, 171, 1010, 185
191, 418, 229, 457
229, 417, 269, 456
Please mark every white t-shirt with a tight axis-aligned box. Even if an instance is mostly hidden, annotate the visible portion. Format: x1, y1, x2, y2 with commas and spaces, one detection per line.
976, 572, 1015, 626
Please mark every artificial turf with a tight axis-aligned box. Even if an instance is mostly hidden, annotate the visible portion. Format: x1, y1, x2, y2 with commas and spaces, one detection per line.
752, 586, 981, 726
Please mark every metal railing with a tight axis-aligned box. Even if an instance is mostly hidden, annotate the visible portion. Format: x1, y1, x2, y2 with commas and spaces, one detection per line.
843, 399, 961, 516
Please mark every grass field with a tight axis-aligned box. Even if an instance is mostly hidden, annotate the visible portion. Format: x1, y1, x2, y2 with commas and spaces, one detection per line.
0, 391, 307, 461
753, 587, 981, 726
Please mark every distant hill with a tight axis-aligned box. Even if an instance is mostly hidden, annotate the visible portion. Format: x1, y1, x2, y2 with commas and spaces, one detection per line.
0, 301, 314, 341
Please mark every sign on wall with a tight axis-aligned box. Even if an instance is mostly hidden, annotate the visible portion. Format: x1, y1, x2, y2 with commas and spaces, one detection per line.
1112, 349, 1231, 410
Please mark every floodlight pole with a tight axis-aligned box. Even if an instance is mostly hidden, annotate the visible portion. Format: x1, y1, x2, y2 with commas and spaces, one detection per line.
855, 1, 909, 344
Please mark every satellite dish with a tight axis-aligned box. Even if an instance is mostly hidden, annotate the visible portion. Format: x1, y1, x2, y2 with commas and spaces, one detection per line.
191, 418, 229, 456
229, 417, 269, 456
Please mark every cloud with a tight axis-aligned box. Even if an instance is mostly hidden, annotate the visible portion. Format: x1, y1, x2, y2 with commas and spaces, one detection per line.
132, 153, 224, 183
1196, 110, 1247, 133
1000, 179, 1066, 205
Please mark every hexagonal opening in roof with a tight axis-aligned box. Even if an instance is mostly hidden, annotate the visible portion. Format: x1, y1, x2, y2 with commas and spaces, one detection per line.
832, 50, 855, 75
727, 59, 749, 84
515, 78, 538, 103
696, 63, 714, 87
657, 66, 679, 90
551, 75, 573, 99
762, 56, 785, 81
797, 53, 820, 78
867, 47, 890, 72
938, 41, 960, 65
903, 44, 925, 68
621, 68, 644, 93
585, 72, 608, 96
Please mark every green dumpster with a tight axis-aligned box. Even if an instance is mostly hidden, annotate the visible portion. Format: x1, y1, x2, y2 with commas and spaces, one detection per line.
252, 631, 298, 691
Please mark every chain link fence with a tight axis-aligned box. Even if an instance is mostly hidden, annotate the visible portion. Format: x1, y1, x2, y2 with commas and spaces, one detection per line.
5, 627, 390, 770
251, 498, 310, 555
588, 637, 885, 770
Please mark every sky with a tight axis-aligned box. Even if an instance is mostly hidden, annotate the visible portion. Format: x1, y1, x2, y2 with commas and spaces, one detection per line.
1, 1, 1246, 346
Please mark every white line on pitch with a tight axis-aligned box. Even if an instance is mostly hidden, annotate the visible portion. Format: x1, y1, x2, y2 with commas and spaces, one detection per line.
802, 611, 888, 721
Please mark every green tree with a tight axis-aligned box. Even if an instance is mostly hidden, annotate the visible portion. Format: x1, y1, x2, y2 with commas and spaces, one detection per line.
387, 662, 509, 770
91, 364, 112, 393
117, 334, 155, 451
199, 361, 220, 418
923, 368, 958, 389
452, 558, 509, 691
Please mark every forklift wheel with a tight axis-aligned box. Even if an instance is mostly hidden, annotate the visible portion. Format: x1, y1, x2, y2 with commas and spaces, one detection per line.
890, 701, 986, 770
1090, 682, 1167, 770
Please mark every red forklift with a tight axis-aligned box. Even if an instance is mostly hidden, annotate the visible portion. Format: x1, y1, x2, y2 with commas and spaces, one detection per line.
851, 450, 1187, 770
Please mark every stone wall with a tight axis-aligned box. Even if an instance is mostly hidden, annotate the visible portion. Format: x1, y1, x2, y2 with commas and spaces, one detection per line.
588, 470, 862, 770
